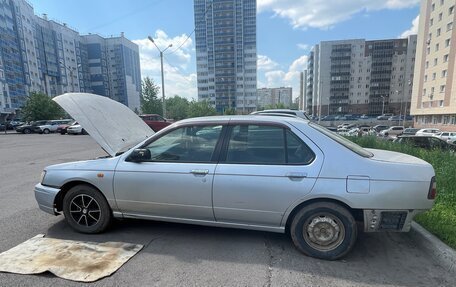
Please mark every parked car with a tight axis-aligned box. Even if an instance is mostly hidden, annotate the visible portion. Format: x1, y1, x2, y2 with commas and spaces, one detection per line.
2, 120, 25, 130
402, 128, 420, 135
57, 121, 76, 135
139, 114, 172, 132
35, 119, 73, 134
15, 120, 48, 134
360, 114, 369, 119
250, 109, 309, 120
415, 128, 441, 137
371, 125, 390, 133
379, 126, 404, 137
67, 122, 87, 135
35, 93, 436, 261
377, 113, 393, 120
395, 135, 456, 151
433, 131, 456, 143
337, 123, 355, 129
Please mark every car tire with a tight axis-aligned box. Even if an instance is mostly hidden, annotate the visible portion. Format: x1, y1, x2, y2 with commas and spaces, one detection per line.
290, 202, 357, 260
43, 129, 50, 134
81, 128, 87, 135
23, 128, 31, 134
62, 184, 112, 234
60, 131, 66, 135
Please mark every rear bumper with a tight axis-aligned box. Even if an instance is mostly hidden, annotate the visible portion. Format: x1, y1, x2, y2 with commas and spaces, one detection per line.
34, 183, 60, 215
364, 209, 426, 232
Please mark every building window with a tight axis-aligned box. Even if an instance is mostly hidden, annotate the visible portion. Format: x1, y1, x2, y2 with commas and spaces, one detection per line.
427, 47, 431, 54
436, 43, 440, 51
425, 74, 428, 82
430, 18, 434, 26
441, 0, 444, 5
445, 38, 451, 47
439, 12, 443, 21
432, 3, 435, 11
440, 85, 445, 93
425, 61, 429, 68
442, 70, 447, 77
447, 22, 453, 31
440, 100, 444, 107
437, 28, 441, 36
444, 54, 449, 62
434, 58, 438, 66
450, 6, 455, 15
432, 72, 436, 80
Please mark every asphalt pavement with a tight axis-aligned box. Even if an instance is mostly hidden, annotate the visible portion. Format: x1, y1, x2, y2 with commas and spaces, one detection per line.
0, 133, 454, 286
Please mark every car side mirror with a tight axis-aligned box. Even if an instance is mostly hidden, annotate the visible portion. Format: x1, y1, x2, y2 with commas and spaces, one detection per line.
127, 148, 151, 162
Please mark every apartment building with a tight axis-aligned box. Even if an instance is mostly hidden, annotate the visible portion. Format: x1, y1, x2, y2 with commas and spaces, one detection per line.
194, 0, 257, 114
257, 87, 293, 108
411, 0, 456, 130
0, 0, 141, 117
306, 36, 417, 117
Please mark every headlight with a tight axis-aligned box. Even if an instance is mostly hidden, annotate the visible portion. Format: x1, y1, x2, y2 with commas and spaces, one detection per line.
40, 170, 47, 184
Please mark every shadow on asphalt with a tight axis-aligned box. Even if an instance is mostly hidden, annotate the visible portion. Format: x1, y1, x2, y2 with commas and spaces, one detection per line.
44, 217, 447, 286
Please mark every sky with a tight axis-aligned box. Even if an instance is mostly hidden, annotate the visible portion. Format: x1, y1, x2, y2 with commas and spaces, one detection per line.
29, 0, 421, 100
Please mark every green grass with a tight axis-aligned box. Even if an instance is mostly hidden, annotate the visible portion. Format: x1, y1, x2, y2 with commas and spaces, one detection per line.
348, 136, 456, 249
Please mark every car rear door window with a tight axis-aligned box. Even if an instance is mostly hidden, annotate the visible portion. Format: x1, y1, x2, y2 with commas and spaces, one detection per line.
225, 125, 314, 165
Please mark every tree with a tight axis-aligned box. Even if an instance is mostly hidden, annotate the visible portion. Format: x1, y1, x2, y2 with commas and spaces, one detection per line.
264, 103, 287, 110
223, 108, 236, 115
140, 77, 162, 115
165, 95, 189, 120
188, 100, 217, 118
21, 92, 65, 121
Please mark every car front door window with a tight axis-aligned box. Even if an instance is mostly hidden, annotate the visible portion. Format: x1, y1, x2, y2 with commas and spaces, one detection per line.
145, 125, 222, 162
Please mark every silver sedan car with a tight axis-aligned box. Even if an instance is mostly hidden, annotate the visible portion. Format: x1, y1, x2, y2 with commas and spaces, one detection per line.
35, 93, 436, 260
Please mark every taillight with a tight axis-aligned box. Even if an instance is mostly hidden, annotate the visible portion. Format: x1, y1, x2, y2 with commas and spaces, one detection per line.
428, 177, 437, 200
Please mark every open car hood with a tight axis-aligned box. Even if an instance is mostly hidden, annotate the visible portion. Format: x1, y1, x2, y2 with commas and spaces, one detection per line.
53, 93, 154, 156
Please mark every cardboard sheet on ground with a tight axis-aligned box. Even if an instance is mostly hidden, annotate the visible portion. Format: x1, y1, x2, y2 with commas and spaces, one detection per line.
0, 234, 143, 282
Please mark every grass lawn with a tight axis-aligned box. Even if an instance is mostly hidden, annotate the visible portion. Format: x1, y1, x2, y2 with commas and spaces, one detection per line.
348, 136, 456, 249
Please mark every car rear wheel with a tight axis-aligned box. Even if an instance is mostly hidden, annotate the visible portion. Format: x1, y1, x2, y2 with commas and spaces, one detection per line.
63, 185, 112, 234
43, 129, 50, 134
290, 202, 357, 260
23, 128, 31, 134
81, 128, 87, 135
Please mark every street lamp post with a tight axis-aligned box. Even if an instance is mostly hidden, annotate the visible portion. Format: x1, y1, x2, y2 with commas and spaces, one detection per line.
148, 36, 172, 118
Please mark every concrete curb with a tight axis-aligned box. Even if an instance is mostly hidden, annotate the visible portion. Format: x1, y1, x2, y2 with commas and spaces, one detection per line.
409, 221, 456, 274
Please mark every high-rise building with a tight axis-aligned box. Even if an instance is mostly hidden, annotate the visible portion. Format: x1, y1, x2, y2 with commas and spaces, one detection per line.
411, 0, 456, 130
194, 0, 257, 114
257, 87, 293, 108
0, 0, 34, 114
307, 36, 417, 117
0, 0, 141, 118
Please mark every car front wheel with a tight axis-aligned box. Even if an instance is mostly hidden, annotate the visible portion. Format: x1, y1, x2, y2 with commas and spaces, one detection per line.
290, 202, 357, 260
62, 184, 112, 234
43, 129, 50, 134
23, 128, 31, 134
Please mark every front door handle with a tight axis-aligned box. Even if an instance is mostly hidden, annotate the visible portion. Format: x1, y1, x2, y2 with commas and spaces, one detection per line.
191, 169, 209, 175
286, 172, 307, 181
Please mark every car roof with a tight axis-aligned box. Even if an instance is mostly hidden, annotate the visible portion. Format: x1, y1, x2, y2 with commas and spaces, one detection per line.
178, 115, 310, 125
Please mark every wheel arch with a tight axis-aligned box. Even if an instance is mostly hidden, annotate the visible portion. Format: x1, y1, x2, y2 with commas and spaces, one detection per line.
54, 180, 110, 213
283, 198, 363, 234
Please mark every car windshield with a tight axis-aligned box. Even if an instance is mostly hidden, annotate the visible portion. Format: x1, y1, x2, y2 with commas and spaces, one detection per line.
309, 123, 373, 158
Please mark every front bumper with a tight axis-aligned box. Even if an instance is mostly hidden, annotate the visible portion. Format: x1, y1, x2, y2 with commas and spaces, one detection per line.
364, 209, 426, 232
34, 183, 61, 215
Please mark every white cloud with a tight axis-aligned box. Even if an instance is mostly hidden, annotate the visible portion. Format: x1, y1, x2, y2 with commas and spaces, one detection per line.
297, 43, 309, 50
400, 15, 419, 38
259, 55, 308, 100
257, 54, 279, 71
133, 30, 197, 100
258, 0, 420, 29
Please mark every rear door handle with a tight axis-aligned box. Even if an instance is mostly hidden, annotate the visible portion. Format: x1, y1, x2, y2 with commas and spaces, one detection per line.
191, 169, 209, 175
286, 172, 307, 181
